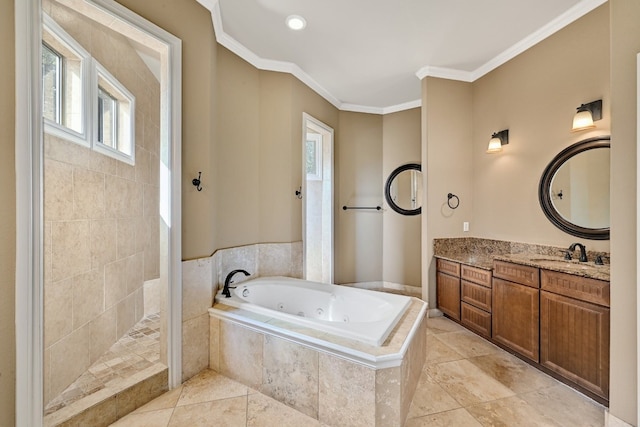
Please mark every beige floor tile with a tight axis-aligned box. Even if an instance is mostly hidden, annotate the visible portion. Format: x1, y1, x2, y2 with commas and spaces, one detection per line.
467, 351, 558, 394
426, 316, 466, 334
407, 371, 461, 419
134, 386, 183, 413
176, 369, 247, 407
426, 334, 465, 365
247, 392, 321, 427
519, 384, 605, 427
466, 395, 561, 427
405, 408, 483, 427
436, 330, 502, 358
111, 408, 173, 427
168, 397, 247, 427
427, 359, 515, 407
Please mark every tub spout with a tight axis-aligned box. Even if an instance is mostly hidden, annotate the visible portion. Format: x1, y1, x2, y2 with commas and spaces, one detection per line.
222, 269, 251, 298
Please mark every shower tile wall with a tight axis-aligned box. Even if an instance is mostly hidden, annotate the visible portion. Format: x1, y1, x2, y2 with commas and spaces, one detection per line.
43, 0, 160, 405
180, 241, 303, 382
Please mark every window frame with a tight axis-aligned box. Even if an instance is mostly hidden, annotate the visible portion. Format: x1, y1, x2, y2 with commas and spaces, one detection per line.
42, 13, 92, 147
92, 59, 136, 165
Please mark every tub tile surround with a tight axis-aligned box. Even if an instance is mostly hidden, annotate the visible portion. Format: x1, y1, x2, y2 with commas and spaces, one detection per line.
180, 242, 303, 384
113, 316, 604, 427
208, 298, 428, 427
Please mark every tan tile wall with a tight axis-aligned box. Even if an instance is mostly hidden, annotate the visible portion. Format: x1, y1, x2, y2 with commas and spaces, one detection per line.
43, 0, 160, 405
209, 310, 427, 427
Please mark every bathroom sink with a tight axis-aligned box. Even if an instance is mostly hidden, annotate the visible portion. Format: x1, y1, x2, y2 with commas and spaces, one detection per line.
528, 258, 593, 270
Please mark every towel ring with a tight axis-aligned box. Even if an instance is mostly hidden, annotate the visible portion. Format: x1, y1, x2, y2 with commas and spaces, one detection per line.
447, 193, 459, 209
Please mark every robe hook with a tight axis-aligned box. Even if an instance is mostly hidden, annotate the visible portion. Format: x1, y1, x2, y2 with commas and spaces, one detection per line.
192, 171, 202, 191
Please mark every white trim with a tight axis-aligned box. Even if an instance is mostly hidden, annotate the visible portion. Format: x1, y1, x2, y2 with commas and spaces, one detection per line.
16, 0, 44, 425
42, 13, 93, 147
93, 58, 136, 165
470, 0, 608, 81
302, 113, 334, 285
637, 52, 640, 427
203, 0, 605, 113
606, 410, 634, 427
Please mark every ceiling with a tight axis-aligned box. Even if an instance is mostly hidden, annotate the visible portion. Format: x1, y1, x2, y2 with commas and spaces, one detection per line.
196, 0, 606, 114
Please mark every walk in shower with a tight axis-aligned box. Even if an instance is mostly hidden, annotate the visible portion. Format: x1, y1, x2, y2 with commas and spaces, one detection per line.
40, 0, 172, 423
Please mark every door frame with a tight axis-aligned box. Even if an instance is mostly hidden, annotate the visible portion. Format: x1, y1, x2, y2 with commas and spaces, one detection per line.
14, 1, 183, 425
301, 113, 334, 283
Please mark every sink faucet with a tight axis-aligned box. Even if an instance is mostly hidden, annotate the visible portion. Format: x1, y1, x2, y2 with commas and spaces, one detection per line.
222, 269, 250, 298
568, 243, 588, 262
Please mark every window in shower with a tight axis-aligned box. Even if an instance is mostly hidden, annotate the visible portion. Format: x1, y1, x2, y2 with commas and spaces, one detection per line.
93, 60, 135, 165
42, 13, 91, 147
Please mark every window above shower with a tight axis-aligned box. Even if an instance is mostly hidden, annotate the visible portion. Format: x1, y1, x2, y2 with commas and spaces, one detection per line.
42, 12, 136, 165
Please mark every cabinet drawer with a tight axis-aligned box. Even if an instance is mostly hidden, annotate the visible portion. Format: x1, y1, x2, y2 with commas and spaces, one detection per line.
461, 265, 492, 288
541, 270, 610, 307
462, 280, 492, 312
493, 260, 539, 288
436, 258, 460, 277
461, 302, 491, 338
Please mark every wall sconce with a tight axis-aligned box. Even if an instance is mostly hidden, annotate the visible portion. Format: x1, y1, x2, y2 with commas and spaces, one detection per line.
486, 129, 509, 153
571, 99, 602, 132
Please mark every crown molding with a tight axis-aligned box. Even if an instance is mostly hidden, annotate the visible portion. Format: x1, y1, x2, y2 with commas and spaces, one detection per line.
415, 66, 473, 82
202, 0, 606, 113
470, 0, 608, 80
417, 0, 607, 83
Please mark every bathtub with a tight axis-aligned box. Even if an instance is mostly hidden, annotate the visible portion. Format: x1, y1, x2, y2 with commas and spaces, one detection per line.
215, 276, 411, 346
209, 276, 427, 426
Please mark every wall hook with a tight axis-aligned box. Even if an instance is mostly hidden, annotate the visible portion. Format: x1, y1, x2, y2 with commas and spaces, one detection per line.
192, 171, 202, 191
447, 193, 460, 209
295, 186, 303, 199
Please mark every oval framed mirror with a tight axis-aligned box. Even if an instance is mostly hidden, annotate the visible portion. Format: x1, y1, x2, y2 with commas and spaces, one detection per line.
538, 135, 610, 240
385, 163, 422, 216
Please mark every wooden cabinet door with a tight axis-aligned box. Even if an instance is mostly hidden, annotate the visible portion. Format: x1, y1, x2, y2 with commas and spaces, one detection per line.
492, 277, 540, 362
437, 272, 460, 320
540, 291, 610, 399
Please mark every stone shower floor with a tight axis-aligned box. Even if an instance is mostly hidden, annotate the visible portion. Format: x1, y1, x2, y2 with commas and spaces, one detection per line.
45, 313, 164, 417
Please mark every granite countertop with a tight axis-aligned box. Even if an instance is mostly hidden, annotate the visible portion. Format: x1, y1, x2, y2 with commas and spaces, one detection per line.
494, 253, 610, 281
433, 238, 610, 282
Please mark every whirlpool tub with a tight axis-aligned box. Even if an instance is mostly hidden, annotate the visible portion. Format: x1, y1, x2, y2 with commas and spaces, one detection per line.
214, 276, 411, 346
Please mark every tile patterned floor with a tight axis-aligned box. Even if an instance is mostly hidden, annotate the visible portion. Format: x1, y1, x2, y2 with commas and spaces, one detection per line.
45, 313, 163, 416
111, 316, 606, 427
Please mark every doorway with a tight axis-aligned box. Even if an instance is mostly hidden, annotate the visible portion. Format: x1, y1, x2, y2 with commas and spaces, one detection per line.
15, 0, 182, 425
302, 113, 334, 284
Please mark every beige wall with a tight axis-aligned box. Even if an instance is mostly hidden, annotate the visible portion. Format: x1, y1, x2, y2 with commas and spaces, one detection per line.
610, 0, 639, 424
423, 77, 474, 304
382, 108, 422, 287
471, 5, 610, 253
215, 47, 339, 251
116, 0, 217, 261
335, 111, 384, 284
0, 0, 15, 423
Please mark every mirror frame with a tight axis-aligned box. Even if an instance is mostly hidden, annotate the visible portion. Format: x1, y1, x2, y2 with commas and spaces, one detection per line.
538, 135, 610, 240
385, 163, 422, 216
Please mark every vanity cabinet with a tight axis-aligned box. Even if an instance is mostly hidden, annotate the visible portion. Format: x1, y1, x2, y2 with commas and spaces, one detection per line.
492, 261, 540, 362
436, 259, 460, 320
460, 265, 492, 337
540, 270, 610, 399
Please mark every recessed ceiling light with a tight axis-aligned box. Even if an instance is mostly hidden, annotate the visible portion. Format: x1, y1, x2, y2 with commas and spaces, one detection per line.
286, 15, 306, 31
